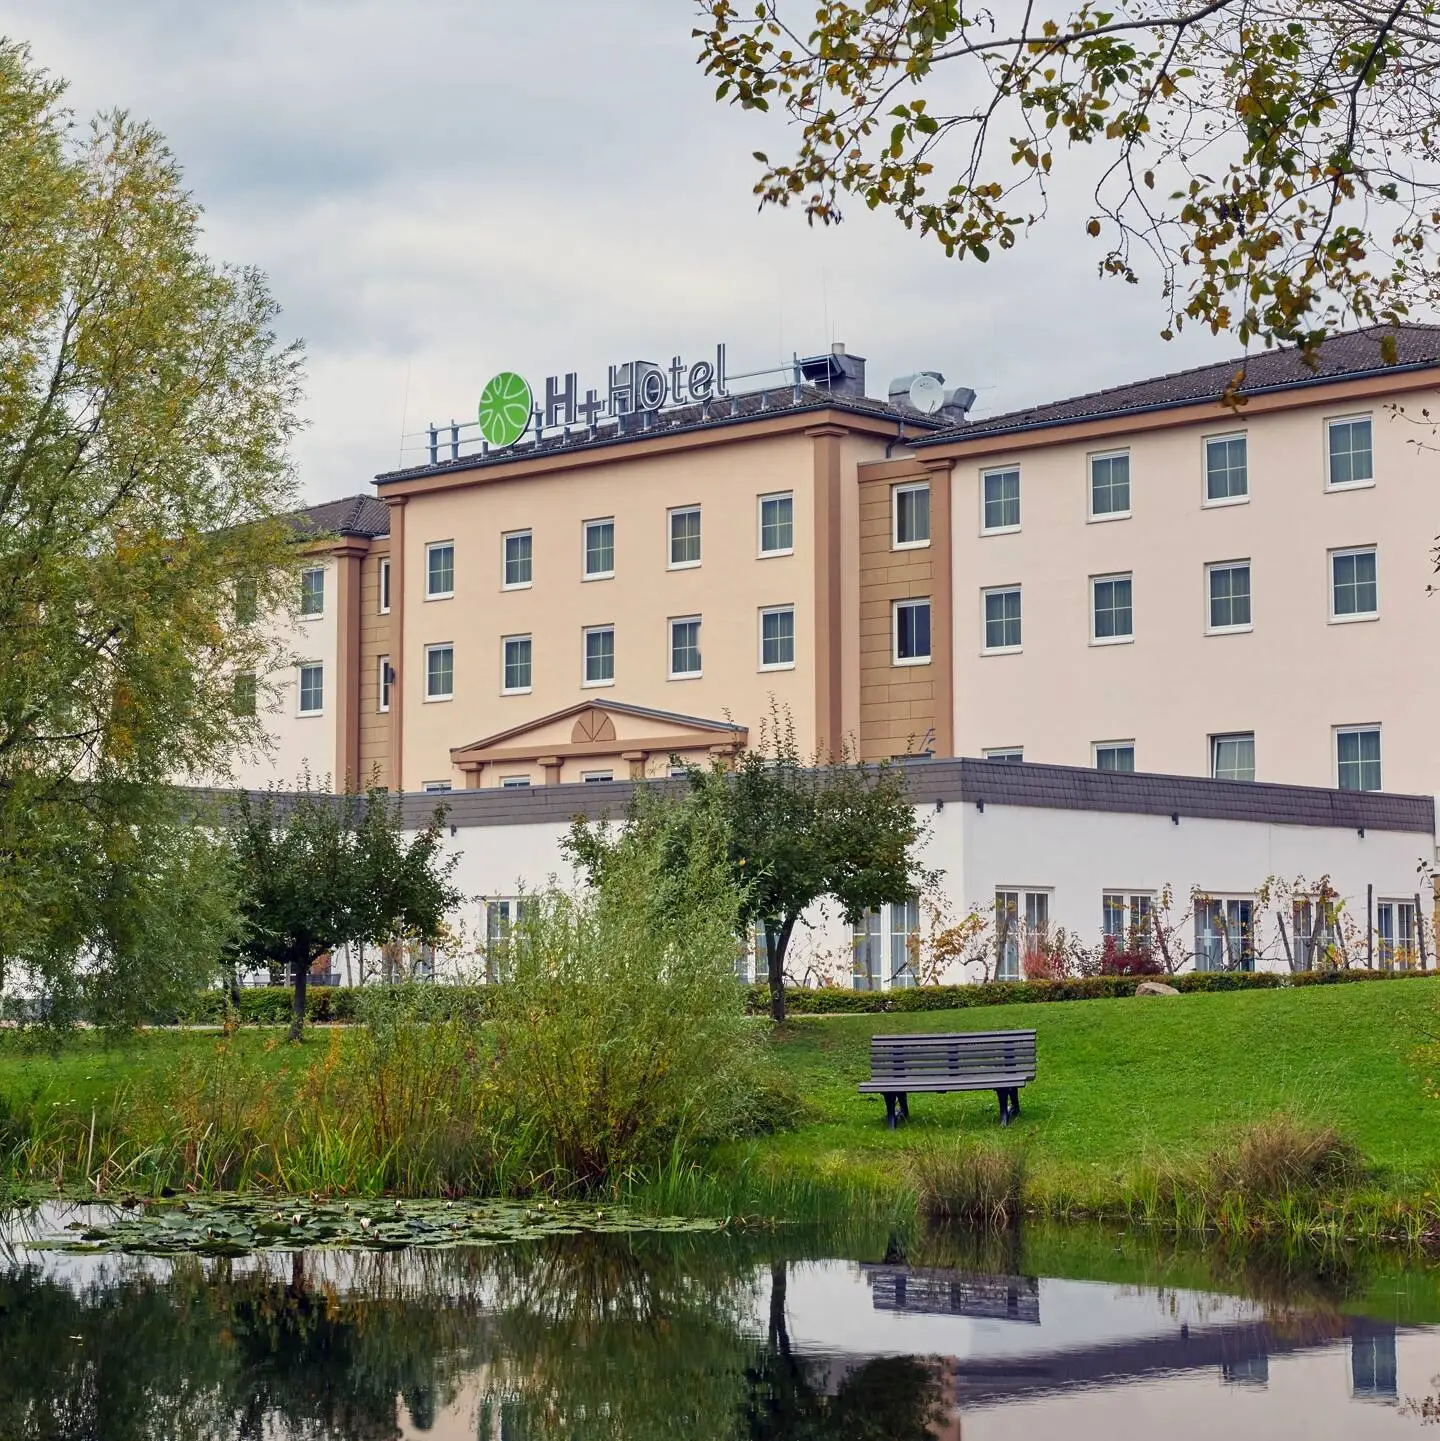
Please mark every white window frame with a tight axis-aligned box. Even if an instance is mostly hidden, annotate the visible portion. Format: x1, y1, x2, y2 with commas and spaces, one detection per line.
1102, 891, 1154, 945
582, 518, 615, 581
851, 897, 922, 991
1089, 572, 1134, 645
757, 492, 795, 558
378, 557, 391, 614
1093, 741, 1136, 772
668, 615, 702, 679
1088, 449, 1132, 523
1194, 895, 1256, 972
299, 566, 326, 619
1376, 897, 1419, 969
892, 597, 932, 666
425, 540, 455, 601
582, 624, 615, 688
980, 584, 1022, 655
502, 529, 533, 591
667, 505, 702, 570
758, 604, 796, 671
1210, 731, 1256, 782
979, 466, 1021, 536
892, 481, 932, 550
1203, 432, 1249, 507
581, 770, 614, 783
501, 634, 532, 695
421, 781, 452, 794
377, 654, 391, 714
424, 643, 454, 703
1325, 413, 1375, 491
1334, 724, 1383, 792
1205, 559, 1253, 635
994, 888, 1052, 981
983, 747, 1024, 762
1329, 545, 1379, 623
500, 775, 532, 788
297, 661, 324, 716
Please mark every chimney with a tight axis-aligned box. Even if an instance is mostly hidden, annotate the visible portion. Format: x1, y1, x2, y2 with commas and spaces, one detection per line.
798, 343, 867, 399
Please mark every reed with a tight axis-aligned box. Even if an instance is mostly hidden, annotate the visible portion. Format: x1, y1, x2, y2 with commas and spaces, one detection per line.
909, 1137, 1028, 1227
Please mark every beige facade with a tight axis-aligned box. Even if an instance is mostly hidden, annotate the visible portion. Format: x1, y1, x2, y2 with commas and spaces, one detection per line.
916, 364, 1440, 795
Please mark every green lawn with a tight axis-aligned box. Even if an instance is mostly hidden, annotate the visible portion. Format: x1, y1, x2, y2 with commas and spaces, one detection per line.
741, 981, 1440, 1197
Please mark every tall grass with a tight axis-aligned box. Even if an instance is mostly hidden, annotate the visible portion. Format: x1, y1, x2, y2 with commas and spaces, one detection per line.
909, 1137, 1028, 1226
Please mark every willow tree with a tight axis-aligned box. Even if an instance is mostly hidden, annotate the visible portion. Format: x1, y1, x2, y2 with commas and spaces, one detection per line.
696, 2, 1440, 352
0, 41, 304, 1025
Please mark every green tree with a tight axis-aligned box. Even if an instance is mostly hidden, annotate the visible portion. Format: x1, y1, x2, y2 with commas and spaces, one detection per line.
228, 780, 461, 1039
695, 2, 1438, 351
0, 40, 303, 1023
684, 719, 931, 1022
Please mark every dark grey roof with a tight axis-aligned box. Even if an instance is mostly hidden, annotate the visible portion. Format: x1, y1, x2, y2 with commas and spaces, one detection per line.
289, 494, 391, 539
919, 323, 1440, 444
375, 384, 946, 486
386, 756, 1433, 833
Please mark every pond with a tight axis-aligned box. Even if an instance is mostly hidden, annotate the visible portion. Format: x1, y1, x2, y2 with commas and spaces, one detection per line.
2, 1202, 1438, 1438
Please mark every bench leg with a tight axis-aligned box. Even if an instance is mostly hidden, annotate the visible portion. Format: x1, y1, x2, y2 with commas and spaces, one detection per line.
898, 1093, 910, 1123
1010, 1087, 1021, 1119
884, 1093, 897, 1130
996, 1089, 1008, 1125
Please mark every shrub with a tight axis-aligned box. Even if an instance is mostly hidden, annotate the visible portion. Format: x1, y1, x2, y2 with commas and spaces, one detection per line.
1095, 935, 1162, 977
1203, 1115, 1366, 1200
910, 1137, 1027, 1225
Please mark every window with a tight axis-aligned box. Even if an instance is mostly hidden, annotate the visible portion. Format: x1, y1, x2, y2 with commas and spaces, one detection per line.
893, 482, 931, 548
758, 493, 794, 556
300, 566, 325, 617
982, 586, 1022, 652
669, 506, 701, 568
232, 671, 257, 717
584, 519, 615, 579
425, 643, 454, 701
1336, 726, 1382, 791
1089, 450, 1131, 518
298, 662, 324, 715
583, 625, 615, 685
1331, 547, 1378, 619
377, 655, 391, 713
759, 605, 795, 669
484, 898, 531, 982
1094, 742, 1135, 772
426, 541, 455, 599
1102, 893, 1153, 948
984, 747, 1024, 762
501, 776, 531, 788
1327, 415, 1374, 488
379, 558, 391, 614
1211, 732, 1255, 782
1376, 899, 1419, 969
852, 898, 920, 991
1205, 434, 1248, 503
1195, 897, 1255, 972
503, 530, 532, 589
235, 579, 258, 626
581, 770, 614, 783
422, 781, 452, 794
981, 468, 1020, 532
1207, 561, 1252, 632
1292, 896, 1338, 970
502, 635, 532, 693
893, 598, 932, 665
669, 616, 701, 678
1091, 573, 1133, 642
995, 889, 1050, 982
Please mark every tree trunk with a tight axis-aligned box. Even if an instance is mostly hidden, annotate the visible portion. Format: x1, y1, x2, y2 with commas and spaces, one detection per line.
289, 952, 309, 1042
766, 915, 797, 1023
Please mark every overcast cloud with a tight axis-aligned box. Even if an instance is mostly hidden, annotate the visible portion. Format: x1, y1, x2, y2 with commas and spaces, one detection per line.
7, 0, 1241, 503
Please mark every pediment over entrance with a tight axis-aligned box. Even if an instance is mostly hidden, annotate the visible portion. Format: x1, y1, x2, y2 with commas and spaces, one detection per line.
450, 700, 747, 786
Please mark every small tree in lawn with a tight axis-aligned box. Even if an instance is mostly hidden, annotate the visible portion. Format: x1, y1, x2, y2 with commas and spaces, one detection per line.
690, 712, 932, 1023
228, 779, 461, 1039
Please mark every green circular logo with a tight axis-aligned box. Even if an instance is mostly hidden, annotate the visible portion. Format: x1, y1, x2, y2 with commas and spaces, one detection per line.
477, 372, 533, 448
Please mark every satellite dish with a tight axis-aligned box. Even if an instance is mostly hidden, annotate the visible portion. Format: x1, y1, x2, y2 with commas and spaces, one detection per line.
908, 373, 946, 414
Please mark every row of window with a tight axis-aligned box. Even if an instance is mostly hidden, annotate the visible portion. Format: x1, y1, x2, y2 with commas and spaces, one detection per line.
979, 414, 1375, 534
979, 546, 1379, 653
409, 607, 799, 702
983, 725, 1384, 790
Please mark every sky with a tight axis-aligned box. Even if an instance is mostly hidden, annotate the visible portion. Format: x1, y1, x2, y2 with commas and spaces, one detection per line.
7, 0, 1243, 505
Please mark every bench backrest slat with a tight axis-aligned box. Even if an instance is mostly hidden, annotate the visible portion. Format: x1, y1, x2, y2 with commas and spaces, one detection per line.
868, 1029, 1036, 1080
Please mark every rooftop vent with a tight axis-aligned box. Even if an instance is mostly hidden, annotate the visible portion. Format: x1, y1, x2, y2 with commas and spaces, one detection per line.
888, 371, 976, 423
799, 342, 867, 399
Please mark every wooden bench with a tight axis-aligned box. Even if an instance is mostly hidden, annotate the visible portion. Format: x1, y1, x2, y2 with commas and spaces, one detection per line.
857, 1029, 1037, 1128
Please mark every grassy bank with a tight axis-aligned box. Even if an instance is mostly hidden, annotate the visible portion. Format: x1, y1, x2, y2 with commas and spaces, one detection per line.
3, 982, 1438, 1240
